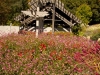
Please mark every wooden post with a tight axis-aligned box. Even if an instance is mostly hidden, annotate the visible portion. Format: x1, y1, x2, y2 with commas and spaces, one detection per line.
40, 17, 44, 33
70, 20, 72, 32
36, 7, 40, 38
36, 0, 40, 38
52, 0, 56, 33
10, 23, 12, 34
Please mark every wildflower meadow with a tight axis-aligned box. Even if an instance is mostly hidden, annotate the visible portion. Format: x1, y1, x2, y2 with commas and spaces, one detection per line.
0, 32, 100, 75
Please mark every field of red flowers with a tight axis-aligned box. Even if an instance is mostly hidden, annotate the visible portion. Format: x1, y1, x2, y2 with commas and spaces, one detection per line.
0, 32, 100, 75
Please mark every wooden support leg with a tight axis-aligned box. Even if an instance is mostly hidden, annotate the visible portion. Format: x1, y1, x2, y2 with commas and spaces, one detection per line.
36, 7, 40, 38
39, 17, 44, 33
36, 18, 39, 38
52, 2, 55, 33
70, 20, 73, 32
70, 26, 72, 32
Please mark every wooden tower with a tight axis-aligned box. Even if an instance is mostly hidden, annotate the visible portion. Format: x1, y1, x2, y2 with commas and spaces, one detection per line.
14, 0, 82, 33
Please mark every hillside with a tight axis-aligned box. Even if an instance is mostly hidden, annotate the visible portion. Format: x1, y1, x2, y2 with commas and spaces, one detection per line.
86, 24, 100, 31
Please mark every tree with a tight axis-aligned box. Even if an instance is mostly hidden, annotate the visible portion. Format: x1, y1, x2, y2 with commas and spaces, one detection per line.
88, 0, 100, 24
75, 4, 92, 24
0, 0, 12, 25
62, 0, 100, 24
0, 0, 28, 25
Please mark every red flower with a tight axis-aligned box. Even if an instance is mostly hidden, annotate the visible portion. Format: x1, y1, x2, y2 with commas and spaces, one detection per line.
56, 55, 62, 60
95, 73, 100, 75
18, 52, 23, 57
40, 43, 46, 52
50, 51, 57, 57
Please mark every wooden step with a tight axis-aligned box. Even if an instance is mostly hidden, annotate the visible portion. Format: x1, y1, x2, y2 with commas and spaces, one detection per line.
14, 13, 24, 21
55, 12, 74, 27
21, 17, 35, 25
30, 5, 37, 11
28, 0, 37, 6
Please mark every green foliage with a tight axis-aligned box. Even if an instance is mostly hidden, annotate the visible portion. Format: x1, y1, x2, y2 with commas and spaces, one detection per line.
6, 20, 20, 26
75, 4, 92, 24
0, 0, 28, 25
62, 0, 87, 13
62, 0, 100, 24
72, 24, 87, 36
91, 29, 100, 41
0, 0, 100, 25
87, 0, 100, 24
0, 0, 12, 25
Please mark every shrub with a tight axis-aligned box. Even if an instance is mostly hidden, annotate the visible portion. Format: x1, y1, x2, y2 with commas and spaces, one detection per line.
91, 29, 100, 41
72, 24, 87, 36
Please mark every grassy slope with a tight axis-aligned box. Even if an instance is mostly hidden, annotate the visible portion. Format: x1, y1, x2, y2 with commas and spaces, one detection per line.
84, 24, 100, 36
86, 24, 100, 31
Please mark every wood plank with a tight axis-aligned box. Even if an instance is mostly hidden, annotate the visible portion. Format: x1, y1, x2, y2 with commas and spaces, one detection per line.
61, 0, 64, 11
58, 0, 59, 8
46, 0, 49, 3
52, 0, 56, 33
31, 6, 37, 11
29, 0, 36, 5
21, 17, 35, 25
55, 12, 74, 26
68, 12, 71, 16
40, 0, 43, 4
28, 2, 31, 6
15, 13, 24, 21
44, 19, 61, 21
55, 0, 64, 10
43, 0, 46, 3
48, 0, 51, 3
50, 0, 53, 3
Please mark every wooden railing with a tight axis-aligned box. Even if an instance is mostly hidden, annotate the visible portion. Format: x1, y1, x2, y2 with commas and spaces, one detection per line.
56, 12, 74, 27
14, 13, 24, 21
28, 0, 37, 11
41, 0, 81, 24
21, 17, 35, 25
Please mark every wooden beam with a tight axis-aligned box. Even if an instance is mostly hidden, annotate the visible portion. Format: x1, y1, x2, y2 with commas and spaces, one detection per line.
21, 17, 35, 25
52, 0, 56, 33
44, 19, 61, 21
55, 12, 74, 27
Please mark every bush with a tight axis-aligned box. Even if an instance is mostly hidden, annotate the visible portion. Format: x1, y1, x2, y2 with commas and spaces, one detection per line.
72, 24, 87, 36
91, 29, 100, 41
0, 32, 100, 75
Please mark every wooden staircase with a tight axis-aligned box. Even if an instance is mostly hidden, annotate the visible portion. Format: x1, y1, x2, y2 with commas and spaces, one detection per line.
15, 0, 82, 27
54, 0, 81, 24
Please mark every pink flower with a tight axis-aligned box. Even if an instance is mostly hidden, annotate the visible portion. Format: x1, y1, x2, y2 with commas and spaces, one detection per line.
74, 67, 83, 72
95, 73, 100, 75
74, 52, 83, 62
